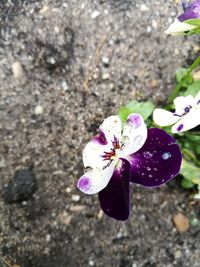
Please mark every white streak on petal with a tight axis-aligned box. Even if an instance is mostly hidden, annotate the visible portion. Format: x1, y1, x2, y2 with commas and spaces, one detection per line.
153, 109, 179, 126
121, 113, 147, 155
77, 161, 116, 194
165, 19, 197, 35
172, 108, 200, 133
100, 116, 122, 144
83, 141, 110, 169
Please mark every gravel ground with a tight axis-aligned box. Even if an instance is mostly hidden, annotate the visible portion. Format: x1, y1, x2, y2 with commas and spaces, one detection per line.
0, 0, 200, 267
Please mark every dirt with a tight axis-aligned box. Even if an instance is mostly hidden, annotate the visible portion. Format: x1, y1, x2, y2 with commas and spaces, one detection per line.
0, 0, 200, 267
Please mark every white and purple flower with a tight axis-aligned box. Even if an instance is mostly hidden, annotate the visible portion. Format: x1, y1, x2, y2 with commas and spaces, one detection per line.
77, 114, 182, 221
166, 0, 200, 35
153, 92, 200, 133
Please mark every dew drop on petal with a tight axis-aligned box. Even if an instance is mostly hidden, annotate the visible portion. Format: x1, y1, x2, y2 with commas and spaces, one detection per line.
143, 151, 153, 159
162, 152, 171, 160
147, 167, 151, 171
149, 174, 153, 178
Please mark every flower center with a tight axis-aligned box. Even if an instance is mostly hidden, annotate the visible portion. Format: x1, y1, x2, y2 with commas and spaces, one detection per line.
101, 136, 122, 164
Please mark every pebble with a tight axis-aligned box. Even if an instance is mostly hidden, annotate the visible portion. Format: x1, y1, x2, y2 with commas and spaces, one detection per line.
12, 61, 24, 79
34, 105, 44, 115
173, 212, 189, 232
140, 4, 149, 11
65, 187, 72, 193
69, 205, 86, 212
175, 250, 181, 259
89, 260, 94, 266
46, 234, 51, 242
3, 169, 37, 203
71, 195, 80, 202
91, 10, 100, 19
102, 56, 110, 65
61, 80, 69, 91
102, 73, 110, 80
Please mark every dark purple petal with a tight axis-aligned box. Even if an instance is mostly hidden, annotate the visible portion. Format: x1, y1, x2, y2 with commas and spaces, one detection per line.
93, 129, 108, 145
99, 159, 130, 221
178, 0, 200, 21
129, 128, 182, 187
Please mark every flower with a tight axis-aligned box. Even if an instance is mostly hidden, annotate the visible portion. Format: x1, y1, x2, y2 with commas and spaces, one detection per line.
165, 0, 200, 35
77, 114, 182, 221
153, 92, 200, 133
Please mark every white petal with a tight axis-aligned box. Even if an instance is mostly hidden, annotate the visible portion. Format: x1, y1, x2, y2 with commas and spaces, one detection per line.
174, 95, 194, 115
77, 161, 116, 194
100, 115, 122, 144
172, 108, 200, 133
120, 113, 147, 155
153, 108, 179, 126
83, 140, 111, 169
195, 90, 200, 105
165, 19, 197, 35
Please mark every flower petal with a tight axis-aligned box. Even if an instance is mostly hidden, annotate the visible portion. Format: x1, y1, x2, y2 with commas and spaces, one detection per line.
195, 90, 200, 104
121, 113, 147, 156
174, 95, 194, 116
77, 160, 116, 194
178, 0, 200, 22
100, 116, 122, 144
165, 18, 197, 35
172, 108, 200, 133
83, 139, 111, 169
153, 108, 179, 126
129, 128, 182, 187
99, 159, 130, 221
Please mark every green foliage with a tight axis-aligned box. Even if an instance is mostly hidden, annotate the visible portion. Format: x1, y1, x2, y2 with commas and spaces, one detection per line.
118, 100, 155, 124
175, 67, 193, 87
183, 80, 200, 97
180, 159, 200, 188
186, 19, 200, 26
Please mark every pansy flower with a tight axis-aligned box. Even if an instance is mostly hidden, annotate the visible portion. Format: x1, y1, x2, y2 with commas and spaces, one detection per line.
153, 92, 200, 133
77, 114, 182, 220
166, 0, 200, 35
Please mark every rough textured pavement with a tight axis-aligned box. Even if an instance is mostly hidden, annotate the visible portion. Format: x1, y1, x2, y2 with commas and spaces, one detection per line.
0, 0, 200, 266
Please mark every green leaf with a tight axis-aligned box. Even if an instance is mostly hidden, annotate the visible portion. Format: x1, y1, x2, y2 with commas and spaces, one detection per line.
180, 159, 200, 184
118, 100, 155, 123
185, 19, 200, 26
181, 178, 195, 189
183, 80, 200, 97
176, 68, 188, 82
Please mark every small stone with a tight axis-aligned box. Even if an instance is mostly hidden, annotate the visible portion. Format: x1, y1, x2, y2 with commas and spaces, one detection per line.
0, 156, 6, 168
97, 210, 104, 219
39, 5, 49, 14
149, 79, 158, 88
91, 10, 100, 19
46, 234, 51, 242
175, 250, 181, 259
59, 211, 72, 225
69, 205, 86, 212
3, 169, 37, 203
61, 80, 69, 91
65, 187, 72, 193
12, 61, 24, 79
102, 73, 110, 80
34, 105, 44, 115
140, 4, 149, 11
173, 213, 189, 232
89, 260, 94, 266
71, 195, 80, 202
102, 56, 110, 66
152, 20, 158, 29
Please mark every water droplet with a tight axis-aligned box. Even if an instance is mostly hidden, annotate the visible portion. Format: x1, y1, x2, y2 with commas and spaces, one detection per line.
162, 179, 165, 182
162, 152, 171, 160
148, 174, 153, 178
141, 173, 145, 176
153, 168, 158, 171
143, 151, 153, 159
147, 167, 151, 171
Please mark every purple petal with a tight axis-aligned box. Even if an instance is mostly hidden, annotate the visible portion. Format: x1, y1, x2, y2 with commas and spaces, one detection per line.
129, 128, 182, 187
93, 130, 108, 145
99, 159, 130, 221
178, 0, 200, 21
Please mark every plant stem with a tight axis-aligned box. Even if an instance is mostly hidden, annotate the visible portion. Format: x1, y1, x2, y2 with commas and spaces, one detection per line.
168, 54, 200, 103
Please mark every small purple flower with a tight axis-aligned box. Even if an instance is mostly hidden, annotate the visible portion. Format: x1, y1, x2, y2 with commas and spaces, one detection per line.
77, 114, 182, 221
179, 0, 200, 22
165, 0, 200, 35
153, 92, 200, 133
